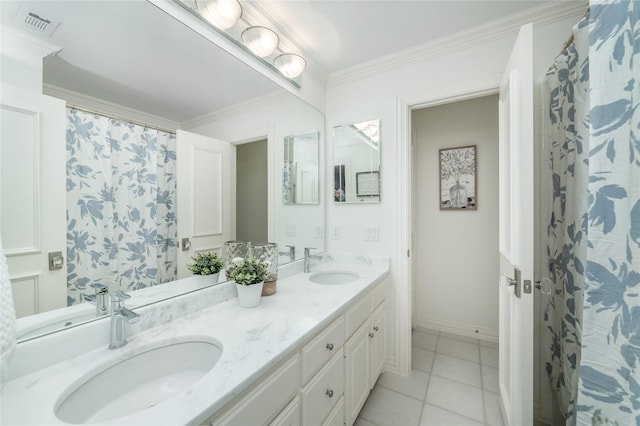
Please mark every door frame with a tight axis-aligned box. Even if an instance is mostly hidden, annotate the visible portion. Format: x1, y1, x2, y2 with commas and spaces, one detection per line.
230, 129, 275, 242
395, 75, 502, 375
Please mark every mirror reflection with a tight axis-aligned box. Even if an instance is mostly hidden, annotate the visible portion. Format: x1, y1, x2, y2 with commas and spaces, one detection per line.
283, 131, 320, 205
333, 119, 381, 203
0, 0, 324, 342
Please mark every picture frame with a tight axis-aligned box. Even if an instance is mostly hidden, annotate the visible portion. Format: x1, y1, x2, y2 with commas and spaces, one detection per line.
356, 171, 380, 197
439, 145, 477, 210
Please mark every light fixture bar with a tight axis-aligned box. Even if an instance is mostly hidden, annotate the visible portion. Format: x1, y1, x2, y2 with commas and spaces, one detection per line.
151, 0, 302, 89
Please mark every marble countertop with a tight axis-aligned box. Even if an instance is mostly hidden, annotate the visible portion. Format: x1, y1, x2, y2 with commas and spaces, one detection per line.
1, 255, 389, 425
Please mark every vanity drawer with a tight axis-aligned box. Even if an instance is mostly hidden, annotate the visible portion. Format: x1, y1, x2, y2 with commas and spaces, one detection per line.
345, 295, 370, 340
370, 280, 386, 310
301, 316, 345, 384
302, 349, 344, 425
213, 355, 300, 426
323, 396, 344, 426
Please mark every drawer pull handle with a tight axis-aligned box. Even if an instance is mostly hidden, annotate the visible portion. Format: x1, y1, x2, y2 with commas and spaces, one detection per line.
373, 326, 379, 331
326, 343, 334, 351
369, 332, 375, 338
326, 389, 334, 398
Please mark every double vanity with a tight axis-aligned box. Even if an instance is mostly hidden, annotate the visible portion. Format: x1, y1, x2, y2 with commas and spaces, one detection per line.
1, 254, 389, 425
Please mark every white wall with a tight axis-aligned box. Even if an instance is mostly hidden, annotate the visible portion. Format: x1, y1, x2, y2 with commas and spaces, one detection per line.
325, 1, 583, 391
411, 95, 499, 338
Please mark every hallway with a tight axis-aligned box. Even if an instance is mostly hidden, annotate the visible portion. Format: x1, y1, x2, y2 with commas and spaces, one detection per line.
356, 328, 504, 426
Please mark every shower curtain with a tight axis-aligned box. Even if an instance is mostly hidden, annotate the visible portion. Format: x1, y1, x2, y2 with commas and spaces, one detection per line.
66, 109, 178, 305
544, 1, 639, 425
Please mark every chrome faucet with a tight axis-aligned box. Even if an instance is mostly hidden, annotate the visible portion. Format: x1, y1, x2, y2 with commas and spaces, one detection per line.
83, 284, 109, 317
304, 247, 322, 273
109, 290, 140, 350
279, 245, 296, 261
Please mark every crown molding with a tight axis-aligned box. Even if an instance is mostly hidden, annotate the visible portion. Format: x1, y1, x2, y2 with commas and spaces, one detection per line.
43, 84, 180, 132
327, 1, 585, 88
181, 90, 290, 130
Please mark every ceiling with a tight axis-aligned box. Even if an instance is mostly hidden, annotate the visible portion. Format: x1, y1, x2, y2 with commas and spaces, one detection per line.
0, 0, 550, 123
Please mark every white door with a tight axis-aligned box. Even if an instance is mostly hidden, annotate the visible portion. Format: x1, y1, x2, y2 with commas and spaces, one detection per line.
1, 84, 66, 317
498, 23, 534, 425
176, 130, 235, 278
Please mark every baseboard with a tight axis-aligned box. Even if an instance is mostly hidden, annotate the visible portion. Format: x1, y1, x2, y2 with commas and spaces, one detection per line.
385, 356, 397, 374
414, 316, 498, 343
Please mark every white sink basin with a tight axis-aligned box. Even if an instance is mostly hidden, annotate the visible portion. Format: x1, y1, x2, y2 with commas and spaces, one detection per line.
309, 270, 359, 285
55, 337, 222, 424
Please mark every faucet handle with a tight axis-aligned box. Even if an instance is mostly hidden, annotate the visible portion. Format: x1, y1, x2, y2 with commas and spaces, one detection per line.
92, 284, 108, 295
110, 290, 131, 302
304, 247, 317, 255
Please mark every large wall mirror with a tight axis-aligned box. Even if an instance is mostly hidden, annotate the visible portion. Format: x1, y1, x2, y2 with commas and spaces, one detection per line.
333, 119, 381, 203
0, 0, 324, 341
283, 131, 320, 205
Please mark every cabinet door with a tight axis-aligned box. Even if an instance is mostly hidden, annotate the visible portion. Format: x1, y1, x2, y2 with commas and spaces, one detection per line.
344, 321, 370, 426
370, 302, 386, 388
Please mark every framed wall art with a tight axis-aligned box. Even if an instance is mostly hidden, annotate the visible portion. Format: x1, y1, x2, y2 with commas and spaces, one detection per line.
356, 171, 380, 197
439, 145, 477, 210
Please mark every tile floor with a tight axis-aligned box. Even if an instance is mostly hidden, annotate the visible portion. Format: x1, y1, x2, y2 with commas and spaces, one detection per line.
355, 327, 504, 426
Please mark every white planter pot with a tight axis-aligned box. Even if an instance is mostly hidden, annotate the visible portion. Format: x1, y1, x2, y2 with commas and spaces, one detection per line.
191, 272, 220, 287
235, 281, 264, 308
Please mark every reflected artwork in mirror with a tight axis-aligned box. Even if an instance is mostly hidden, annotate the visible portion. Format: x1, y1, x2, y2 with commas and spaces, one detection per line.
332, 119, 381, 203
283, 131, 319, 205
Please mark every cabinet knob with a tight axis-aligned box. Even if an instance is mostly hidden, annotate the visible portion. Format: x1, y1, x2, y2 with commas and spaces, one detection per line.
373, 326, 379, 332
325, 389, 334, 398
369, 332, 375, 338
326, 343, 334, 351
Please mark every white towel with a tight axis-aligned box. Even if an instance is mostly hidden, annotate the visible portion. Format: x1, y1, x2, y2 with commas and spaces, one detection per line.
0, 236, 16, 387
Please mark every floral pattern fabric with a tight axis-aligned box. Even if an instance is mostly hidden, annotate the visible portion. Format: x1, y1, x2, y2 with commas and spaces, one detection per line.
576, 2, 640, 424
544, 13, 589, 425
66, 109, 177, 305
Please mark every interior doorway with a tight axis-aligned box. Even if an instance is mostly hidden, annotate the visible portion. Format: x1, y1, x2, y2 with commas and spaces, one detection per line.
236, 138, 268, 242
410, 95, 500, 341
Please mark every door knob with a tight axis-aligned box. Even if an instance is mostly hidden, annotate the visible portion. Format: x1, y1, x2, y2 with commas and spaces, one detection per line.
535, 278, 552, 295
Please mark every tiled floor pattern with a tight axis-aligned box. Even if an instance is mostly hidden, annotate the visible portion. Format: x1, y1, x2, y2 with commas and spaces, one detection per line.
355, 328, 504, 426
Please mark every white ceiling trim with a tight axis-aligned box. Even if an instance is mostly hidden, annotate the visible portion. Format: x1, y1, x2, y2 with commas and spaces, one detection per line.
43, 84, 181, 132
0, 27, 61, 66
180, 90, 290, 130
327, 1, 585, 88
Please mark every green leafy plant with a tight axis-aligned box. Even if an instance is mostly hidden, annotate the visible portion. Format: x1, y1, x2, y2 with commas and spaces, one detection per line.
229, 257, 268, 286
187, 252, 224, 276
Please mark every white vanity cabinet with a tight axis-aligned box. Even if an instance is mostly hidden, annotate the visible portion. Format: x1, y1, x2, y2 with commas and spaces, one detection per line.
344, 279, 387, 426
206, 277, 387, 426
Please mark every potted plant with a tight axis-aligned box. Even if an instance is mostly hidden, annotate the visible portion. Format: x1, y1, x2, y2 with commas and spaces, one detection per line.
187, 252, 224, 284
229, 257, 268, 308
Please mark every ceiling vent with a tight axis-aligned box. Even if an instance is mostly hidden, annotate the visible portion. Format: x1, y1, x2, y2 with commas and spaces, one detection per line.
14, 7, 60, 37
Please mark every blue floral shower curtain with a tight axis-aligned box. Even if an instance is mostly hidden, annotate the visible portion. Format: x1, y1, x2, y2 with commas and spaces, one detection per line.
544, 13, 589, 425
545, 1, 640, 425
66, 109, 177, 305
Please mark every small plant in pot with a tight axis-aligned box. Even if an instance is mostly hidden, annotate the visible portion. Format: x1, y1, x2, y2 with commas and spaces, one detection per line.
187, 252, 224, 283
229, 257, 268, 308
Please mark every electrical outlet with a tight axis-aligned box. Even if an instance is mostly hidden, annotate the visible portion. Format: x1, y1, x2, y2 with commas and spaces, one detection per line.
365, 226, 379, 241
315, 225, 323, 239
332, 226, 341, 240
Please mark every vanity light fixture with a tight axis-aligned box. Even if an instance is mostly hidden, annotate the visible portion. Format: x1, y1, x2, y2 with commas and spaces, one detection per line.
241, 26, 279, 58
197, 0, 242, 30
274, 53, 306, 79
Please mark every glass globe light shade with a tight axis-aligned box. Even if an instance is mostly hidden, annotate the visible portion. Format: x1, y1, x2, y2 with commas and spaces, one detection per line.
241, 26, 279, 58
199, 0, 242, 30
274, 53, 306, 78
